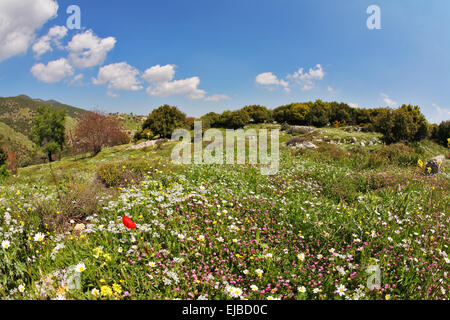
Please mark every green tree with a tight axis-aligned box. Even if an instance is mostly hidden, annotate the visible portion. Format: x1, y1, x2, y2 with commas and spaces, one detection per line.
31, 105, 66, 162
142, 105, 187, 139
289, 103, 311, 125
219, 109, 251, 129
435, 120, 450, 147
374, 105, 429, 144
306, 100, 330, 127
329, 102, 352, 125
201, 112, 221, 128
242, 105, 271, 123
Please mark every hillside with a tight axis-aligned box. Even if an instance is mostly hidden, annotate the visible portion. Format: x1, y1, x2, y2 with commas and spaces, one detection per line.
0, 124, 448, 300
0, 95, 88, 138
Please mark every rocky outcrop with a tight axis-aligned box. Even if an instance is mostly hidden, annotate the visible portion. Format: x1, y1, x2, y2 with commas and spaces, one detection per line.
425, 155, 445, 175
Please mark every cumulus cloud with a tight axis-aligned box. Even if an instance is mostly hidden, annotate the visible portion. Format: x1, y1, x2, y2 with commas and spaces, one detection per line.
381, 93, 397, 107
93, 62, 142, 91
146, 77, 206, 99
255, 72, 288, 87
31, 58, 74, 83
143, 64, 207, 99
204, 94, 232, 102
256, 64, 326, 92
67, 30, 116, 68
32, 25, 67, 58
287, 64, 325, 91
349, 102, 359, 108
289, 64, 325, 81
0, 0, 58, 62
142, 64, 176, 83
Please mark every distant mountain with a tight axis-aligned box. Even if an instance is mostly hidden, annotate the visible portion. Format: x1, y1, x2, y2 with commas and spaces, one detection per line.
0, 94, 88, 137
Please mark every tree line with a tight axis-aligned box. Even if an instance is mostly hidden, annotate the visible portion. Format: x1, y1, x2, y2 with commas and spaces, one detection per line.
135, 101, 449, 147
1, 100, 448, 177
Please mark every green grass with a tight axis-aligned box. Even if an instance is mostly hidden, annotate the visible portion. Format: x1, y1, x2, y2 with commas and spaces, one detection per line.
0, 125, 448, 300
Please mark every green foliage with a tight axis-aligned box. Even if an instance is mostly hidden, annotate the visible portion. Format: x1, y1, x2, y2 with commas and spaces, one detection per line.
200, 112, 221, 129
374, 105, 429, 144
306, 100, 331, 127
133, 128, 154, 141
0, 164, 8, 180
0, 148, 6, 166
97, 160, 155, 187
242, 105, 272, 123
30, 105, 66, 162
218, 109, 251, 129
142, 105, 186, 139
433, 120, 450, 147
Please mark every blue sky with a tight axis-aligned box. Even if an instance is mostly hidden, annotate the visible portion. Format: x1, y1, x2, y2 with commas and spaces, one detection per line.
0, 0, 449, 123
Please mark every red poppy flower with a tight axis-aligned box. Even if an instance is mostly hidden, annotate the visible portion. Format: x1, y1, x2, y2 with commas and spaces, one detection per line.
122, 216, 136, 229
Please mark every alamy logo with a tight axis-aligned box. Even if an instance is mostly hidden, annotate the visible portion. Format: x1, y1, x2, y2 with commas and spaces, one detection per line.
66, 265, 82, 290
67, 5, 81, 30
366, 265, 381, 290
366, 5, 381, 30
171, 121, 279, 175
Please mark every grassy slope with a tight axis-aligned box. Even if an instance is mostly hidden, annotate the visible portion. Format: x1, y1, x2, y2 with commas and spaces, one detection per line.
8, 125, 448, 186
0, 125, 448, 300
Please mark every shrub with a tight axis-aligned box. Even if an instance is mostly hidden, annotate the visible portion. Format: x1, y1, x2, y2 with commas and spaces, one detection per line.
0, 147, 6, 166
286, 136, 306, 146
134, 128, 154, 141
374, 143, 420, 166
97, 160, 154, 187
0, 165, 9, 180
34, 181, 104, 232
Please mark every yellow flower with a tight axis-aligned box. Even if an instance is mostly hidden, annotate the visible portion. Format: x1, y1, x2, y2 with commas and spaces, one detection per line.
112, 283, 122, 295
417, 159, 423, 168
101, 285, 113, 297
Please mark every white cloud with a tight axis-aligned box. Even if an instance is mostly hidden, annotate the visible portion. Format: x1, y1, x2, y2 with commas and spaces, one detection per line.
0, 0, 58, 62
290, 64, 325, 81
143, 64, 207, 99
31, 58, 74, 83
67, 30, 116, 68
381, 93, 397, 107
32, 25, 67, 58
256, 64, 326, 92
143, 64, 176, 83
93, 62, 142, 91
107, 91, 119, 98
204, 94, 231, 102
327, 86, 334, 92
288, 64, 325, 91
433, 103, 450, 122
146, 77, 206, 99
69, 74, 84, 86
255, 72, 288, 87
349, 102, 359, 108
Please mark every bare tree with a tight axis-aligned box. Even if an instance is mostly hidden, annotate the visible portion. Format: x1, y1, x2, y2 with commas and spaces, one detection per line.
70, 111, 130, 156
